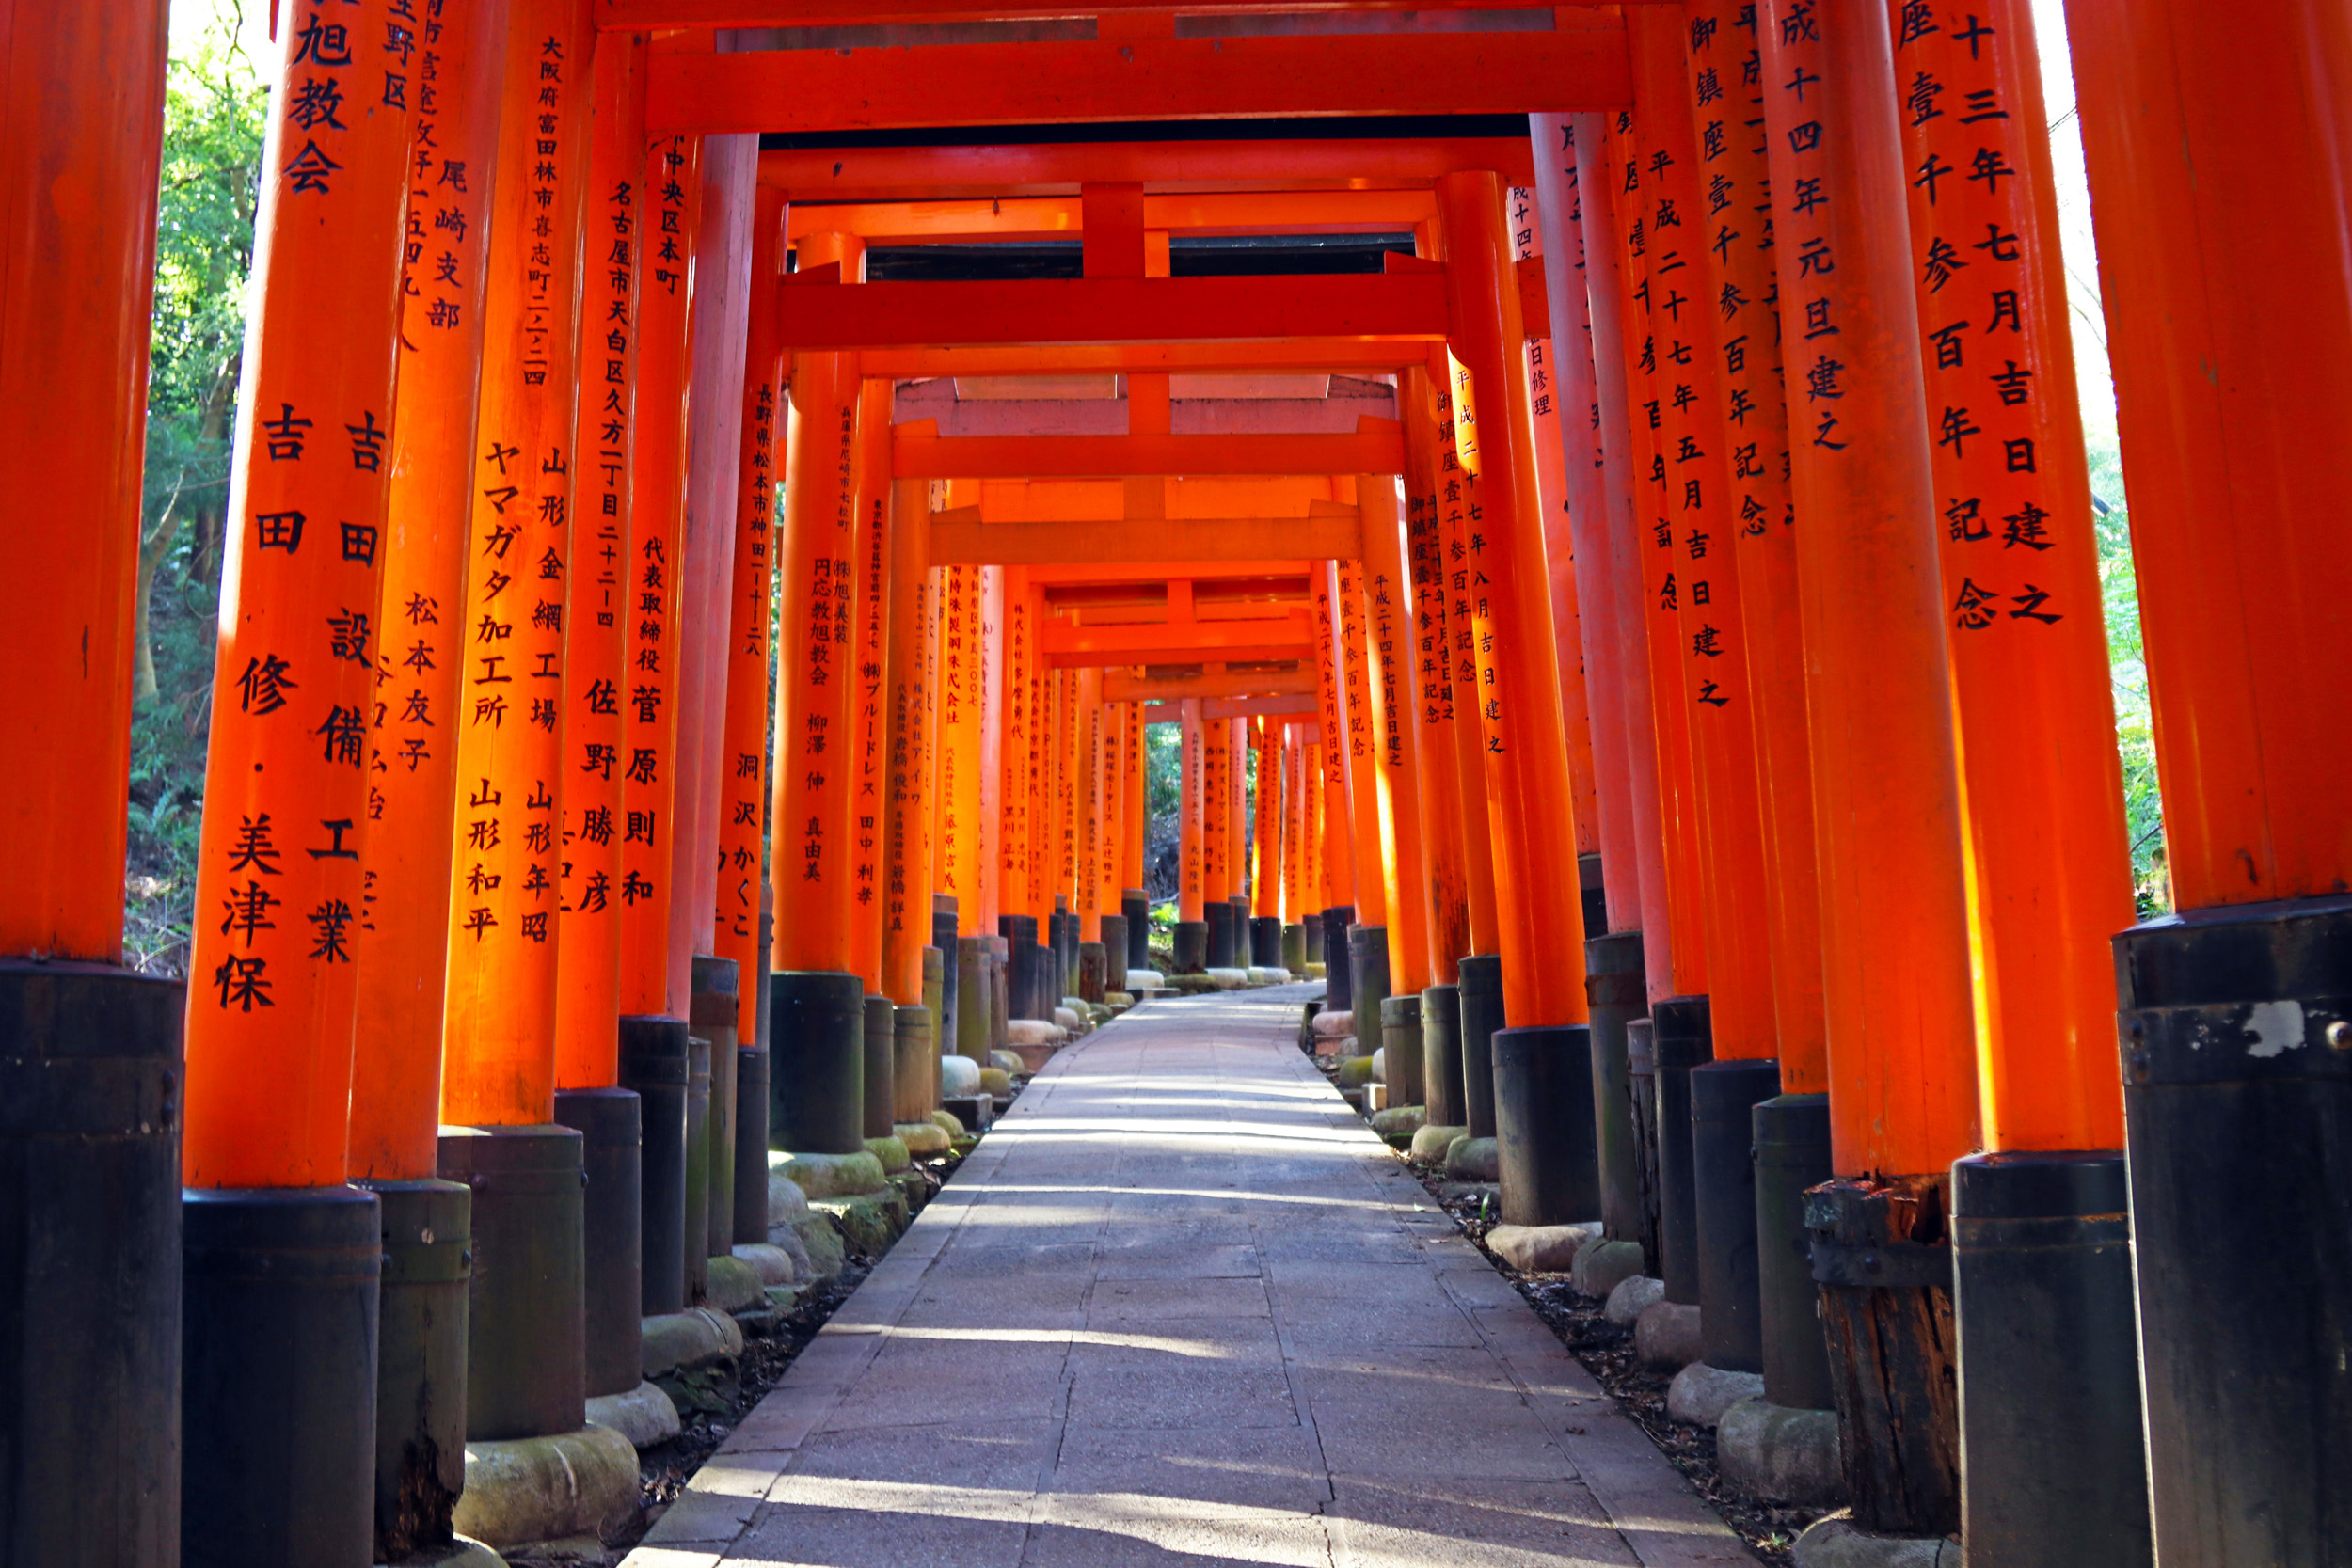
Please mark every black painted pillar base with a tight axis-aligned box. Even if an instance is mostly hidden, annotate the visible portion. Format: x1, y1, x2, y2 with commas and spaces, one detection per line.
1251, 915, 1283, 969
1626, 1018, 1662, 1276
552, 1087, 641, 1399
1577, 850, 1608, 942
1953, 1150, 2152, 1568
733, 1041, 770, 1247
1122, 889, 1151, 970
1651, 996, 1713, 1305
1753, 1093, 1835, 1410
955, 938, 993, 1059
1321, 907, 1356, 1010
1099, 916, 1130, 991
1281, 922, 1306, 974
893, 1005, 935, 1124
361, 1177, 470, 1560
1806, 1174, 1961, 1537
683, 1037, 710, 1303
861, 994, 896, 1142
690, 956, 739, 1267
997, 913, 1031, 1020
1692, 1058, 1779, 1373
0, 961, 182, 1566
619, 1016, 688, 1315
1378, 993, 1424, 1107
1206, 902, 1235, 969
183, 1185, 379, 1568
1078, 941, 1109, 1004
1303, 912, 1324, 970
770, 971, 867, 1156
1230, 896, 1251, 954
1582, 930, 1645, 1243
1421, 983, 1465, 1128
931, 901, 960, 1053
1173, 920, 1208, 974
437, 1123, 586, 1441
1493, 1024, 1599, 1227
1347, 926, 1391, 1057
2117, 893, 2352, 1568
1457, 953, 1504, 1139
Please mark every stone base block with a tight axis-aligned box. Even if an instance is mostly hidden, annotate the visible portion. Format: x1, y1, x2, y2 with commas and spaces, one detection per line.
704, 1255, 766, 1312
1169, 974, 1221, 995
1316, 1035, 1355, 1059
940, 1054, 983, 1097
585, 1378, 683, 1450
1444, 1135, 1500, 1182
1305, 963, 1326, 979
1311, 1008, 1353, 1038
988, 1049, 1026, 1074
1410, 1122, 1469, 1162
943, 1092, 992, 1130
1370, 1104, 1425, 1144
863, 1134, 911, 1174
1335, 1056, 1379, 1088
1793, 1515, 1959, 1568
453, 1424, 639, 1549
930, 1108, 965, 1138
1719, 1399, 1846, 1507
777, 1211, 844, 1282
767, 1167, 810, 1226
1366, 1083, 1389, 1112
1204, 968, 1250, 990
1369, 1045, 1386, 1081
1004, 1041, 1061, 1074
812, 1190, 910, 1258
1053, 1006, 1085, 1031
773, 1148, 889, 1199
1125, 969, 1161, 992
977, 1067, 1014, 1095
1572, 1238, 1647, 1300
1246, 967, 1292, 985
1486, 1222, 1600, 1275
381, 1534, 508, 1568
642, 1307, 745, 1379
897, 1120, 950, 1156
1605, 1274, 1665, 1327
1635, 1298, 1706, 1370
1668, 1362, 1768, 1428
731, 1243, 798, 1287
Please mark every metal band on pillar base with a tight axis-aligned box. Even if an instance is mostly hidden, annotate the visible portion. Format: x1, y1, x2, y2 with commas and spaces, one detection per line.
2117, 895, 2352, 1567
770, 972, 866, 1156
955, 938, 992, 1060
619, 1017, 689, 1315
1583, 932, 1645, 1244
1123, 890, 1151, 970
1493, 1025, 1600, 1228
1577, 852, 1607, 942
682, 1037, 710, 1304
892, 1006, 935, 1125
1205, 902, 1234, 970
1422, 984, 1465, 1128
1173, 922, 1209, 974
438, 1123, 586, 1440
1456, 954, 1504, 1138
733, 1042, 770, 1247
551, 1086, 642, 1399
1346, 927, 1390, 1060
0, 962, 182, 1564
690, 957, 739, 1267
1651, 998, 1713, 1306
1691, 1059, 1780, 1373
183, 1185, 380, 1565
1754, 1094, 1835, 1410
1805, 1175, 1961, 1537
862, 994, 896, 1141
1379, 994, 1425, 1109
1626, 1019, 1663, 1277
1952, 1151, 2150, 1568
362, 1178, 470, 1560
1098, 917, 1129, 991
1321, 907, 1355, 1009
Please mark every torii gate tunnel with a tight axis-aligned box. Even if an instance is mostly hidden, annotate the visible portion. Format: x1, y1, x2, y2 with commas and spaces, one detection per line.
2, 2, 2346, 1565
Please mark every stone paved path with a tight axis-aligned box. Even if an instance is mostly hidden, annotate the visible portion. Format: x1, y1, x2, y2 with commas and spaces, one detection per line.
622, 984, 1755, 1567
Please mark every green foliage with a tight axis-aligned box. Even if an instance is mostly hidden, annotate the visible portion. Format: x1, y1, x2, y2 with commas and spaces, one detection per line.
125, 2, 265, 974
2089, 443, 2169, 917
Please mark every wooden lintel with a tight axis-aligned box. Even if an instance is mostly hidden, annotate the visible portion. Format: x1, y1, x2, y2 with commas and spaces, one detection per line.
929, 512, 1359, 567
608, 0, 1617, 25
1110, 667, 1315, 703
1044, 640, 1309, 669
859, 341, 1422, 378
895, 423, 1405, 480
758, 138, 1536, 203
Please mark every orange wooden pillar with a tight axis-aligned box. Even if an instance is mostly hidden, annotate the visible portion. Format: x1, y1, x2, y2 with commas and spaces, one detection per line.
1361, 473, 1435, 1104
365, 8, 520, 1541
1094, 690, 1122, 948
1621, 8, 1787, 1355
882, 479, 937, 1010
1437, 169, 1594, 1230
1175, 697, 1208, 969
2060, 0, 2352, 1554
1508, 187, 1605, 934
0, 2, 180, 1554
769, 227, 866, 1159
1282, 726, 1308, 939
1431, 361, 1505, 965
997, 570, 1035, 955
932, 563, 977, 926
1757, 0, 1982, 1532
1200, 689, 1233, 964
848, 378, 893, 998
975, 567, 1004, 942
1247, 716, 1281, 965
1400, 366, 1474, 986
1334, 558, 1387, 946
173, 0, 412, 1546
711, 182, 786, 1246
1310, 564, 1359, 926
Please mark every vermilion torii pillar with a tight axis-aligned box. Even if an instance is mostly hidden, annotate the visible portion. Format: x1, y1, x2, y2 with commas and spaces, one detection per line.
850, 378, 897, 1135
1176, 696, 1208, 971
350, 5, 508, 1552
2066, 1, 2352, 1559
1359, 475, 1434, 1109
1310, 558, 1359, 997
177, 0, 411, 1554
0, 4, 176, 1560
1333, 556, 1388, 1033
619, 127, 697, 1316
882, 476, 940, 1117
1887, 3, 2147, 1556
996, 570, 1038, 1012
437, 0, 603, 1464
1400, 364, 1473, 995
1202, 685, 1235, 967
1438, 169, 1595, 1227
1758, 0, 1983, 1535
771, 229, 866, 1161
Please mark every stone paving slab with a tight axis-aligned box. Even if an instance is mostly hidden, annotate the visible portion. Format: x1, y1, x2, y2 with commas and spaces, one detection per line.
628, 985, 1755, 1567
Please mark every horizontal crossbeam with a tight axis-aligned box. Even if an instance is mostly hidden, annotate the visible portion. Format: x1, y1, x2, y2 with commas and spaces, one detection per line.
607, 0, 1614, 25
860, 341, 1425, 378
1143, 693, 1322, 721
1108, 667, 1313, 703
648, 29, 1632, 135
788, 191, 1436, 245
778, 272, 1445, 352
759, 137, 1535, 202
930, 512, 1359, 565
894, 424, 1405, 479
